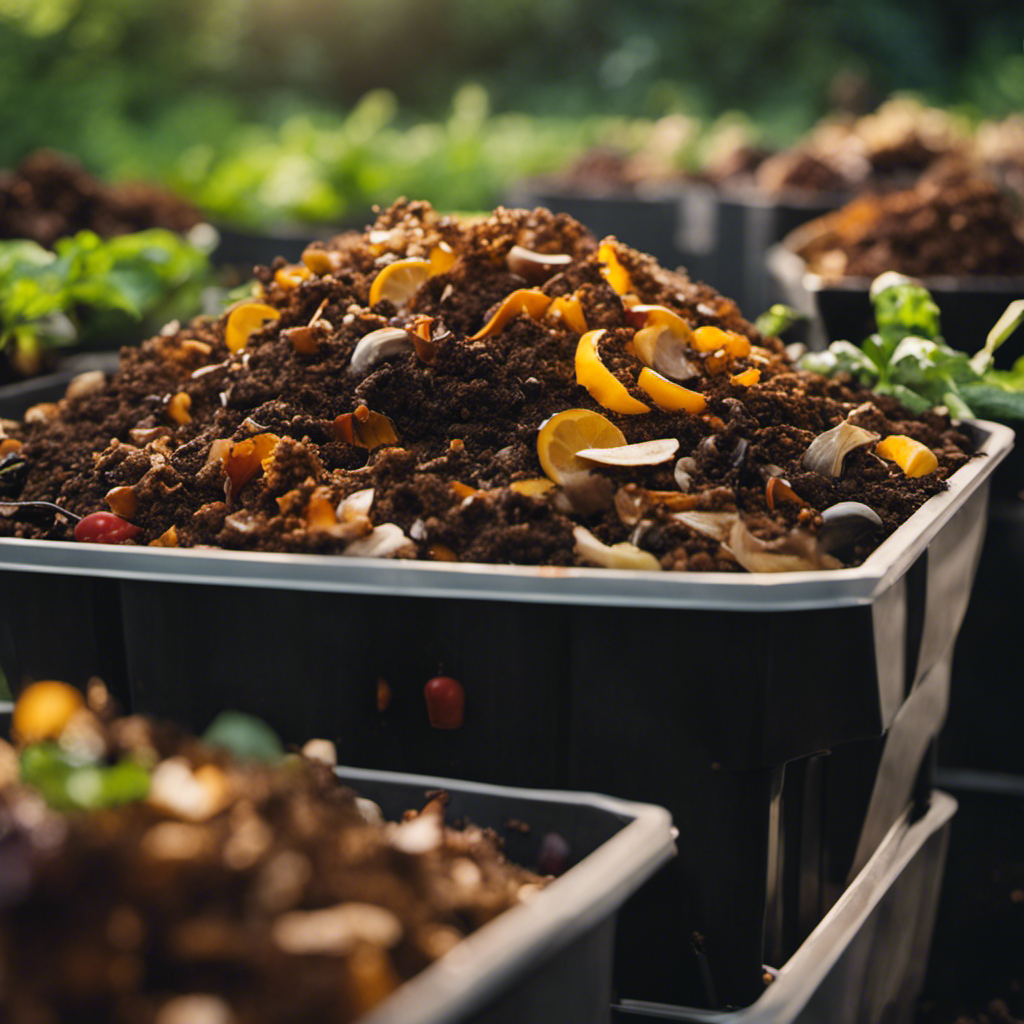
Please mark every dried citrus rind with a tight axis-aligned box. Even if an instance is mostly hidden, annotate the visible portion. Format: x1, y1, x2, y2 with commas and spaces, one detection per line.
597, 239, 633, 296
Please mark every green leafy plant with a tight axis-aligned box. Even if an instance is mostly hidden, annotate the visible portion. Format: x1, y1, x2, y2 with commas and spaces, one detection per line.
0, 228, 212, 374
798, 272, 1024, 420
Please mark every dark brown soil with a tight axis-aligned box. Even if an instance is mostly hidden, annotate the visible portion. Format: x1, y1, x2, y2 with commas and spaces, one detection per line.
797, 161, 1024, 278
0, 702, 544, 1024
0, 150, 202, 247
0, 199, 973, 572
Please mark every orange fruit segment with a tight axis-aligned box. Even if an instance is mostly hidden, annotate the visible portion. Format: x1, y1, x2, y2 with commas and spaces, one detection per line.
575, 329, 651, 415
369, 258, 431, 308
597, 240, 633, 296
692, 325, 751, 358
469, 289, 552, 340
225, 303, 281, 354
875, 435, 938, 477
536, 408, 627, 484
636, 368, 707, 414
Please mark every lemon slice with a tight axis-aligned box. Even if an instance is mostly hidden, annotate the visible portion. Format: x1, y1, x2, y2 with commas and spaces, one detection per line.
575, 329, 651, 415
597, 239, 633, 296
537, 408, 627, 484
369, 258, 431, 308
225, 303, 281, 354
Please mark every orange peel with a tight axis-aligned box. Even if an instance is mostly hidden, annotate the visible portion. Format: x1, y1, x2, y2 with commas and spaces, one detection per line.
546, 293, 588, 334
692, 325, 751, 358
509, 477, 555, 496
575, 329, 650, 415
469, 289, 552, 340
225, 303, 281, 354
636, 368, 707, 414
597, 240, 633, 296
875, 435, 938, 477
429, 243, 456, 276
730, 367, 761, 388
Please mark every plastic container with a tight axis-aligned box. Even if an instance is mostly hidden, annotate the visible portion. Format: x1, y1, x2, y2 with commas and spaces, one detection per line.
340, 767, 675, 1024
613, 791, 956, 1024
767, 225, 1024, 359
709, 185, 848, 320
210, 217, 370, 272
0, 370, 1012, 1007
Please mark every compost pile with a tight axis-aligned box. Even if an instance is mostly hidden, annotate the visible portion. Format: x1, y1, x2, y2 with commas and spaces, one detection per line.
795, 162, 1024, 278
750, 99, 967, 196
0, 151, 202, 248
0, 199, 972, 572
0, 682, 545, 1024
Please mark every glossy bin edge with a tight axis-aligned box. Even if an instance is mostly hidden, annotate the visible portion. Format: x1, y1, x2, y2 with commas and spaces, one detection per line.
340, 767, 675, 1024
0, 422, 1012, 612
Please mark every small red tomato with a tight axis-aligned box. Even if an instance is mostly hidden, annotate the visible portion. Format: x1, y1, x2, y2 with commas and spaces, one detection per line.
424, 676, 464, 729
73, 512, 142, 544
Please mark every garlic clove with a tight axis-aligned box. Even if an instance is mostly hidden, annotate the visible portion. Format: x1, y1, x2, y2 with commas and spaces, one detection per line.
802, 420, 880, 477
670, 510, 739, 542
343, 523, 414, 558
576, 438, 679, 467
724, 521, 842, 573
506, 245, 572, 282
349, 328, 415, 375
633, 325, 699, 381
573, 526, 661, 571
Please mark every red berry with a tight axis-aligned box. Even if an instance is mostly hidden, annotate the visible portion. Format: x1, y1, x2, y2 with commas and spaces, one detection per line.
424, 676, 464, 729
73, 512, 142, 545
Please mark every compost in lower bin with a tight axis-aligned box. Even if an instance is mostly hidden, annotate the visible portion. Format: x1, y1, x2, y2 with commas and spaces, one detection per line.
0, 680, 547, 1024
0, 199, 972, 571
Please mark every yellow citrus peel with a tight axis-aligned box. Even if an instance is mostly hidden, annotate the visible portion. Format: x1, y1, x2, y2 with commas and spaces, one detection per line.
225, 303, 281, 354
597, 240, 633, 296
731, 367, 761, 387
509, 477, 555, 496
692, 325, 751, 358
469, 289, 552, 340
636, 368, 707, 414
546, 294, 588, 334
12, 681, 84, 745
875, 435, 938, 477
369, 258, 431, 308
575, 329, 650, 415
429, 243, 456, 276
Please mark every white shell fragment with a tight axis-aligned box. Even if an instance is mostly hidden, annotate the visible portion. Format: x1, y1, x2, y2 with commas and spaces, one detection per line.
802, 420, 880, 477
633, 325, 699, 381
343, 523, 413, 558
673, 456, 696, 492
272, 903, 402, 955
724, 521, 842, 574
670, 510, 739, 542
349, 327, 415, 375
576, 438, 680, 467
573, 526, 661, 571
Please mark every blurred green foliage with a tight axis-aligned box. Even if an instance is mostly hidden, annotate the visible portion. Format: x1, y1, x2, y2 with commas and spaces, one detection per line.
0, 0, 1021, 225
